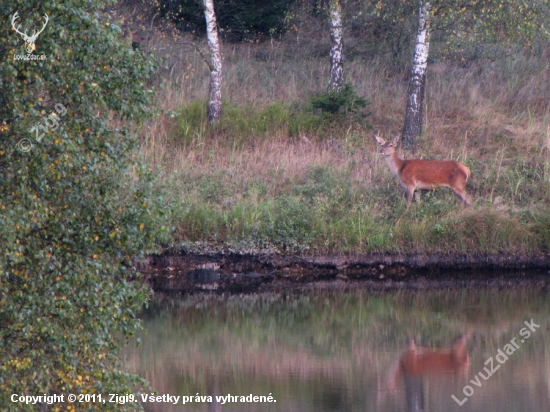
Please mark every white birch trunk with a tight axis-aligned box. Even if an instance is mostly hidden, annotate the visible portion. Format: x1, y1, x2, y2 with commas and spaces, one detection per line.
328, 0, 344, 92
203, 0, 222, 123
402, 0, 431, 151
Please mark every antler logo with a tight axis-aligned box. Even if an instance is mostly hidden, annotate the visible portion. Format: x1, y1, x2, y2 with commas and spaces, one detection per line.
11, 12, 49, 54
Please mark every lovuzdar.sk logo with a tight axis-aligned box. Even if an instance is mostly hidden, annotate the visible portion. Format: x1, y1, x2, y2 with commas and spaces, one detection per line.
11, 11, 48, 60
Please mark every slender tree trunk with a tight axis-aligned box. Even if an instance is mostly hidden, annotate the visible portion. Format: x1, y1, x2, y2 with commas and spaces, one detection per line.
203, 0, 222, 123
328, 0, 344, 92
402, 0, 431, 152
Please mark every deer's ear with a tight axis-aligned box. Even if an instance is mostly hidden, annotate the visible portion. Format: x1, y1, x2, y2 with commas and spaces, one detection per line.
375, 135, 385, 145
391, 135, 400, 145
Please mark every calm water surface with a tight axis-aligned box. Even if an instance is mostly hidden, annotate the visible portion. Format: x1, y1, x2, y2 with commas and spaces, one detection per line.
124, 285, 550, 412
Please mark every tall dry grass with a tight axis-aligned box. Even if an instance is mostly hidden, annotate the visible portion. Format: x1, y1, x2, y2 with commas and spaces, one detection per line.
119, 0, 550, 254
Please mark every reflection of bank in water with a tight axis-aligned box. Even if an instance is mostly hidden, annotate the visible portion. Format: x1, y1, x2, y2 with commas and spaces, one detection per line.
382, 334, 470, 412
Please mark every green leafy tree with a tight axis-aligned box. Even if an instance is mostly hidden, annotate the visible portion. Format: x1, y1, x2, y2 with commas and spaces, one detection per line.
0, 0, 163, 410
371, 0, 549, 151
158, 0, 295, 42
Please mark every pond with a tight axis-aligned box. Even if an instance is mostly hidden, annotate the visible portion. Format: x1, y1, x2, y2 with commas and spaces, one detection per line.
124, 285, 550, 411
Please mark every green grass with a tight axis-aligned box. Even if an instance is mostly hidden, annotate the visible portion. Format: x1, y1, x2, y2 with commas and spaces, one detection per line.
156, 151, 550, 255
174, 100, 343, 148
148, 105, 550, 255
138, 24, 550, 257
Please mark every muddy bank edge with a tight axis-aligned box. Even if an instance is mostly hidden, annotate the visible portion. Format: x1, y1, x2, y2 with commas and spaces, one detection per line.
136, 250, 550, 294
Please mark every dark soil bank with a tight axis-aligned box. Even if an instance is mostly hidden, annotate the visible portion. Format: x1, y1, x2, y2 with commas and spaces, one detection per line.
138, 250, 550, 294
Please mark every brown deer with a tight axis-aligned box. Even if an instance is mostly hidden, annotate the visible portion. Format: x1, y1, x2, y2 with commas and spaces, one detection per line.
396, 335, 471, 378
382, 335, 471, 411
375, 135, 472, 207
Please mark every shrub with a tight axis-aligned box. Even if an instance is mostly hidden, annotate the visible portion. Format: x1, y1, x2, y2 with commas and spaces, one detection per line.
309, 83, 371, 124
0, 0, 164, 408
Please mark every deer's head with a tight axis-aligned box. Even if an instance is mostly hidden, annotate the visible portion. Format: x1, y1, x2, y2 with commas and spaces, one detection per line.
375, 135, 400, 157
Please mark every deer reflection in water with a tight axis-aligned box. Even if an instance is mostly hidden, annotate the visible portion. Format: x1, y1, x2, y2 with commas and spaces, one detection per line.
382, 334, 471, 412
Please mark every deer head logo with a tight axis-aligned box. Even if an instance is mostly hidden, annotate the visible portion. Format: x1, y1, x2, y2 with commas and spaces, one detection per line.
11, 12, 49, 54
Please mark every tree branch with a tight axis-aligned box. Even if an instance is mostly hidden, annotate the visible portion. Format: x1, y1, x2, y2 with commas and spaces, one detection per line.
177, 41, 214, 72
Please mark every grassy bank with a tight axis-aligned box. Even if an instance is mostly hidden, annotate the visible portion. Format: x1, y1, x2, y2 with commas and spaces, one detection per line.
130, 4, 550, 257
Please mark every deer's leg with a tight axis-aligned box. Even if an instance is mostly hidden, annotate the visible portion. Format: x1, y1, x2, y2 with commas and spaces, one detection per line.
405, 187, 415, 204
462, 192, 473, 207
452, 185, 472, 207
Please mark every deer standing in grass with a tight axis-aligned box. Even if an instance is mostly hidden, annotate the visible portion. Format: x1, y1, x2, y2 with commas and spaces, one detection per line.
375, 135, 472, 207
